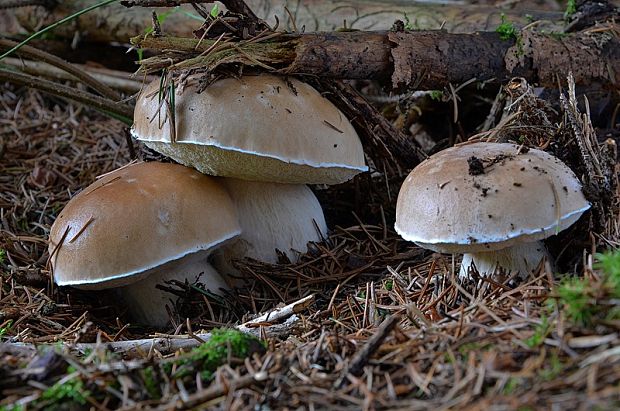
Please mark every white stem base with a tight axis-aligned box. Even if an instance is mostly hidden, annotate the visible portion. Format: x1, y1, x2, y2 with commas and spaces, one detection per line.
118, 253, 228, 327
459, 241, 551, 279
212, 178, 328, 276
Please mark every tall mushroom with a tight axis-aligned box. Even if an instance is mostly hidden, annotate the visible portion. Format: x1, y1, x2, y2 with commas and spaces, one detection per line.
132, 74, 367, 270
49, 162, 241, 326
395, 142, 590, 279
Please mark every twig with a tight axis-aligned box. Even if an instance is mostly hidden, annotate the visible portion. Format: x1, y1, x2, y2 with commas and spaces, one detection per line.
236, 294, 314, 333
174, 371, 269, 409
2, 57, 144, 95
334, 314, 400, 387
315, 79, 426, 172
0, 69, 134, 123
0, 39, 121, 100
9, 295, 314, 357
121, 0, 261, 23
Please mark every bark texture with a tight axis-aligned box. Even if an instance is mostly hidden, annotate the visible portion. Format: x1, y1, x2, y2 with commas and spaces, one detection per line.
134, 29, 620, 90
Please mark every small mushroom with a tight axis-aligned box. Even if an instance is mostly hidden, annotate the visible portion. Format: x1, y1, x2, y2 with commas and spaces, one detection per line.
395, 142, 590, 279
48, 162, 241, 326
132, 75, 367, 271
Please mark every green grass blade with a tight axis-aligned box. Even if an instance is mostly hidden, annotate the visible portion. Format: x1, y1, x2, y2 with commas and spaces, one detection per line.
0, 0, 119, 61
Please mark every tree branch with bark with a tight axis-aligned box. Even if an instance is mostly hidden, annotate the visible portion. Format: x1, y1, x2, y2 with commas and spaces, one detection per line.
131, 24, 620, 91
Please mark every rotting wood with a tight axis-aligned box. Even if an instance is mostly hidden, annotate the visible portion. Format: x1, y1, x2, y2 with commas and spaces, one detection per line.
132, 27, 620, 91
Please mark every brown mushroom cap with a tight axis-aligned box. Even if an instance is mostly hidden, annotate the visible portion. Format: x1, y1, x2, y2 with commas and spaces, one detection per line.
49, 162, 241, 288
395, 142, 590, 253
131, 74, 367, 184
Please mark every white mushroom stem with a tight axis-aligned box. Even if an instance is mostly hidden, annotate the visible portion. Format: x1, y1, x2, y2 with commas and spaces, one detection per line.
118, 252, 229, 327
212, 178, 328, 277
459, 241, 551, 279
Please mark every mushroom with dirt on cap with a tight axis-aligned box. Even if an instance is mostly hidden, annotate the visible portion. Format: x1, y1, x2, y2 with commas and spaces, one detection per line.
48, 162, 241, 327
132, 74, 368, 273
395, 142, 590, 279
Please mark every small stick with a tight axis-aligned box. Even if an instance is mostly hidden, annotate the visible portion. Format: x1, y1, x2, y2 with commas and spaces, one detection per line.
0, 69, 134, 123
10, 295, 314, 357
0, 39, 121, 100
2, 57, 147, 94
236, 294, 314, 333
334, 314, 400, 387
121, 0, 261, 24
175, 371, 269, 409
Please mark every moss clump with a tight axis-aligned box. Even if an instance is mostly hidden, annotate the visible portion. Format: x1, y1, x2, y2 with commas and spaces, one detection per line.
141, 366, 161, 400
172, 329, 266, 381
564, 0, 577, 19
38, 373, 90, 409
496, 13, 519, 41
554, 250, 620, 327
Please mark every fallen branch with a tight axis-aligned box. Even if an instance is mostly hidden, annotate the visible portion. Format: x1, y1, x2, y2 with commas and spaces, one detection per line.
133, 26, 620, 91
7, 294, 314, 357
0, 38, 121, 100
0, 69, 134, 122
3, 57, 149, 94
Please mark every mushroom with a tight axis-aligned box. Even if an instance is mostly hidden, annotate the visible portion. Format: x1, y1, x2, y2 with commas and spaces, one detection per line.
48, 162, 241, 326
132, 74, 367, 271
395, 142, 590, 279
211, 179, 327, 272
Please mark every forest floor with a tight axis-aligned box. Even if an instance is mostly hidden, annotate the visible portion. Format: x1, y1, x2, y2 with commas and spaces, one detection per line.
1, 74, 619, 411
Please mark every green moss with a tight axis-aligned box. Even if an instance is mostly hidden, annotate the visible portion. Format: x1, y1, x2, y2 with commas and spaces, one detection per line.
564, 0, 577, 19
553, 250, 620, 327
557, 277, 594, 326
39, 376, 90, 407
524, 315, 550, 348
402, 12, 415, 30
496, 14, 519, 41
142, 366, 161, 399
515, 36, 525, 57
595, 251, 620, 297
539, 351, 564, 381
502, 377, 521, 394
0, 320, 12, 338
429, 90, 443, 101
172, 329, 265, 381
0, 249, 6, 265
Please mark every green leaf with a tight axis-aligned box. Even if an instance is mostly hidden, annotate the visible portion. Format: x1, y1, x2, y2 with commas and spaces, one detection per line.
210, 3, 220, 19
